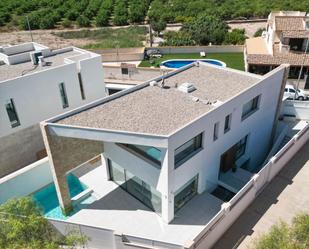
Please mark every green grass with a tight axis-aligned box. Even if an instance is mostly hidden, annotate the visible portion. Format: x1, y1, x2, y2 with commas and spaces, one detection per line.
139, 52, 244, 71
55, 26, 147, 49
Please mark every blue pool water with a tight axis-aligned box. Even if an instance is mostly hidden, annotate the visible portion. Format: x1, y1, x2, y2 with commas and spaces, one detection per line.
32, 174, 88, 220
161, 59, 225, 69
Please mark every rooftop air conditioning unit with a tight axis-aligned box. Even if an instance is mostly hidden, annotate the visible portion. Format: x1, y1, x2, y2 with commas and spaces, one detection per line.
178, 82, 196, 93
30, 51, 43, 65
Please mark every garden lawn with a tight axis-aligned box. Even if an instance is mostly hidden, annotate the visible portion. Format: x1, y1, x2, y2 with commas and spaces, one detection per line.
139, 52, 244, 71
55, 26, 147, 49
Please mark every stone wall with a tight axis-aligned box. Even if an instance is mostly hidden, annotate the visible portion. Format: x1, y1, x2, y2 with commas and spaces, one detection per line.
42, 124, 103, 213
0, 124, 45, 178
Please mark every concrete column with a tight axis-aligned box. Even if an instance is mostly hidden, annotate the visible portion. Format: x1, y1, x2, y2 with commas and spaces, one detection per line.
41, 123, 103, 215
160, 148, 174, 223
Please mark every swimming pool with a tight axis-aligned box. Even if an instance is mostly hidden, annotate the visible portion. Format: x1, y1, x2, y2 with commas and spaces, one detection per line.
161, 59, 226, 69
32, 173, 93, 220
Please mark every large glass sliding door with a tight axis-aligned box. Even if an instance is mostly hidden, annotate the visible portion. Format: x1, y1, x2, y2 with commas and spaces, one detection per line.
108, 159, 161, 214
174, 175, 198, 213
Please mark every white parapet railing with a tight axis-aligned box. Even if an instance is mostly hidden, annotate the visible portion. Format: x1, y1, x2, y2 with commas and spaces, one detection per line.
49, 218, 184, 249
188, 122, 309, 249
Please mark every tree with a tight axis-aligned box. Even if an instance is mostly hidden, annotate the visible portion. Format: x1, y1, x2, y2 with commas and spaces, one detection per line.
223, 28, 247, 45
183, 14, 228, 45
0, 197, 87, 249
151, 19, 166, 36
254, 213, 309, 249
113, 0, 128, 26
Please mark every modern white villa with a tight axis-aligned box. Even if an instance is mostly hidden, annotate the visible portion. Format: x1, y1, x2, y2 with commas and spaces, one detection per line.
39, 59, 288, 225
0, 42, 105, 177
245, 11, 309, 85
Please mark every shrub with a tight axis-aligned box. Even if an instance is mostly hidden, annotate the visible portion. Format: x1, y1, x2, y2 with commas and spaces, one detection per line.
161, 31, 195, 46
224, 29, 247, 45
183, 14, 228, 45
62, 18, 72, 28
77, 15, 91, 27
254, 213, 309, 249
254, 28, 266, 37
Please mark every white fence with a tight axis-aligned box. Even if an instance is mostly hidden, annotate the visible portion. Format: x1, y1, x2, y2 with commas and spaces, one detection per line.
49, 219, 184, 249
189, 122, 309, 249
0, 157, 52, 204
152, 45, 244, 55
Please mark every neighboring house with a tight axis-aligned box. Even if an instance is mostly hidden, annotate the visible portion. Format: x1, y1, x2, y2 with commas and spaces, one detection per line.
245, 11, 309, 87
0, 42, 105, 177
40, 61, 288, 225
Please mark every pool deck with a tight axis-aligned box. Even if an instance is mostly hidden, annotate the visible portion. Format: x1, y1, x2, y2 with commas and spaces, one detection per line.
68, 163, 224, 246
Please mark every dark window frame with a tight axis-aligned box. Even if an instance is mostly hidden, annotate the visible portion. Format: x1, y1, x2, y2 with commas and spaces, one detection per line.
59, 82, 69, 109
5, 98, 20, 128
213, 122, 219, 141
242, 95, 261, 120
235, 135, 248, 160
118, 144, 161, 167
224, 114, 231, 133
78, 72, 86, 100
175, 133, 203, 168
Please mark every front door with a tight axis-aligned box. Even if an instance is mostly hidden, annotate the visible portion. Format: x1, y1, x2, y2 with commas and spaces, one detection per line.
220, 144, 238, 173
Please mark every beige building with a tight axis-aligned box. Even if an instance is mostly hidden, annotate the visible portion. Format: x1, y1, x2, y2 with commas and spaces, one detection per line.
245, 11, 309, 88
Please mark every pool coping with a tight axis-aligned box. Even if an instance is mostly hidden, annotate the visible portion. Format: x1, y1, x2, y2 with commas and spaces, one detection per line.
160, 58, 227, 69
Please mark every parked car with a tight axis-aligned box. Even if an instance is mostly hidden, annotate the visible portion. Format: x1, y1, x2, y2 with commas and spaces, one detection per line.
284, 85, 308, 100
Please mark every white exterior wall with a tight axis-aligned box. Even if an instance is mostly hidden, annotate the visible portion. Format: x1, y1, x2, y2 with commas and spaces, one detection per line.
0, 55, 105, 138
168, 68, 285, 200
100, 67, 286, 223
0, 157, 52, 204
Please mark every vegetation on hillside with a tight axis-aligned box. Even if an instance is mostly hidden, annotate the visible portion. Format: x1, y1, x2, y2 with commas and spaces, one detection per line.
0, 0, 307, 30
0, 197, 87, 249
253, 213, 309, 249
161, 14, 247, 46
55, 26, 147, 48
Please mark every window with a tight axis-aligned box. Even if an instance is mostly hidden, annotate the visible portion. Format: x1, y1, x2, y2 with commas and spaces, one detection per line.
121, 68, 129, 75
5, 99, 20, 128
175, 133, 202, 167
78, 72, 86, 100
213, 122, 219, 141
174, 175, 198, 213
108, 159, 161, 214
242, 95, 260, 119
59, 82, 69, 108
224, 114, 231, 133
235, 135, 248, 160
120, 144, 161, 166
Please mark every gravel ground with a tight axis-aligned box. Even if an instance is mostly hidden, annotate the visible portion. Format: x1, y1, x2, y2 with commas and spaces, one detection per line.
228, 21, 267, 38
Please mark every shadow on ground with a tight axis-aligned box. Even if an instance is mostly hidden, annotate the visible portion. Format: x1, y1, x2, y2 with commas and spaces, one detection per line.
212, 141, 309, 249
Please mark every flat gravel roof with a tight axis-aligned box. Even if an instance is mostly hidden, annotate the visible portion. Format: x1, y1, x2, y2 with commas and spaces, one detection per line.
0, 50, 81, 82
56, 64, 260, 135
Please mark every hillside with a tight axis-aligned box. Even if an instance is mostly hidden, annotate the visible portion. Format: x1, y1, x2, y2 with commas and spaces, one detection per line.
0, 0, 307, 31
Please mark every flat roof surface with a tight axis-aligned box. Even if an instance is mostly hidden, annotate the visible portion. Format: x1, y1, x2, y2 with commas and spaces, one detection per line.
245, 37, 269, 55
0, 50, 81, 82
56, 64, 260, 135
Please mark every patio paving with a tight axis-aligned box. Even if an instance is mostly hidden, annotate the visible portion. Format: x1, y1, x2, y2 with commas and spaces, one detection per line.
68, 162, 224, 246
212, 141, 309, 249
